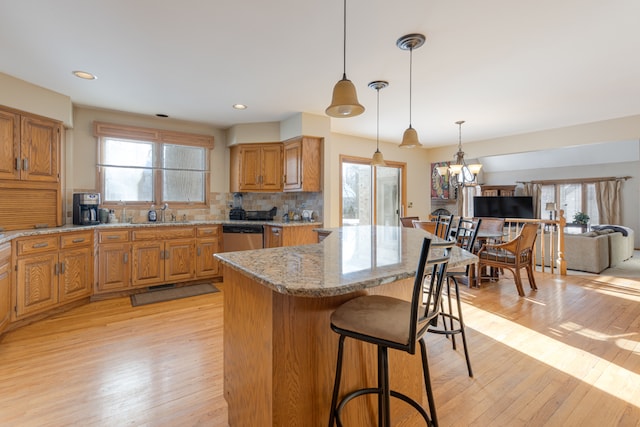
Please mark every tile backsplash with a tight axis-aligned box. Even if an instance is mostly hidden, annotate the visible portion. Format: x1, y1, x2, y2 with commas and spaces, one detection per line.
66, 191, 323, 224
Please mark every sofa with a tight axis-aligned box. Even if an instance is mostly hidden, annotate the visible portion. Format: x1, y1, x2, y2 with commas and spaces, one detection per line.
535, 226, 634, 273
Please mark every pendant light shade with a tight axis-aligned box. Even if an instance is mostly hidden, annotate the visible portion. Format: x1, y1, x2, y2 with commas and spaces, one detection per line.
397, 33, 425, 148
326, 0, 364, 118
369, 80, 388, 167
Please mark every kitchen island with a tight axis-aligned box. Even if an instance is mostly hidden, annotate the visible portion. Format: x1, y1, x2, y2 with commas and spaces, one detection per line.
215, 225, 477, 426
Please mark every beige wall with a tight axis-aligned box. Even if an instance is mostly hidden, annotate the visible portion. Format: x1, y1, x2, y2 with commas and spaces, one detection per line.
0, 72, 72, 126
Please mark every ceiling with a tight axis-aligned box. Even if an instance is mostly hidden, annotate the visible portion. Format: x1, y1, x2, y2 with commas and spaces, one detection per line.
2, 0, 640, 147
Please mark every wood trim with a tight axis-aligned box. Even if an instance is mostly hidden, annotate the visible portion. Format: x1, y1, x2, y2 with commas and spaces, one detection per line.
93, 121, 214, 148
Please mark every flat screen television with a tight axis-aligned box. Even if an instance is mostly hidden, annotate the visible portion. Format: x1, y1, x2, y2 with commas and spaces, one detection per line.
473, 196, 534, 219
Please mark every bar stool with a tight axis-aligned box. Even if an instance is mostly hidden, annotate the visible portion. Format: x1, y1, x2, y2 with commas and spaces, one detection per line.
429, 217, 481, 377
328, 238, 454, 427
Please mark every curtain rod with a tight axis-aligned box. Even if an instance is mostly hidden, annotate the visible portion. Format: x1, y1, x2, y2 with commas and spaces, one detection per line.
516, 176, 631, 185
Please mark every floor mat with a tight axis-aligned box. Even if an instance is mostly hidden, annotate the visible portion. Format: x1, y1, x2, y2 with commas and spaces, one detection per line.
131, 283, 219, 306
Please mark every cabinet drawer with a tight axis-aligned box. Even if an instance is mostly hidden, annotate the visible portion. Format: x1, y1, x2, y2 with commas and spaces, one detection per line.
99, 229, 130, 243
197, 226, 220, 237
16, 235, 59, 255
60, 231, 93, 249
132, 227, 195, 241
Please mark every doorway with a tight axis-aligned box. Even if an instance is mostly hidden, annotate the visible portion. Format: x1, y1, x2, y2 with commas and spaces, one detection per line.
340, 155, 406, 227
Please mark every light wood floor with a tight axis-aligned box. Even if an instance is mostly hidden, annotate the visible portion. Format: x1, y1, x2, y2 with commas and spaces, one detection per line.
1, 272, 639, 426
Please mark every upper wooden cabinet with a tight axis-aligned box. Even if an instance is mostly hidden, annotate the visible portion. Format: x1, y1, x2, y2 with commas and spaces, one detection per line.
0, 109, 61, 183
282, 136, 322, 192
480, 185, 516, 197
230, 143, 282, 192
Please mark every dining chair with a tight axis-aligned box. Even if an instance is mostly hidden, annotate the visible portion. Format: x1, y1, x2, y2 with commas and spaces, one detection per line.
400, 216, 420, 228
434, 214, 455, 240
412, 220, 437, 234
477, 222, 539, 296
429, 217, 481, 377
328, 238, 454, 427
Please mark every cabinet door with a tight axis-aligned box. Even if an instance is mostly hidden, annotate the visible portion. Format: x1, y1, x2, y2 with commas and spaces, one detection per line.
59, 247, 92, 303
165, 239, 195, 282
0, 244, 11, 332
20, 116, 60, 182
238, 145, 262, 190
0, 110, 20, 180
15, 253, 58, 318
283, 139, 302, 191
97, 243, 131, 292
264, 226, 283, 248
196, 238, 222, 278
132, 241, 164, 287
260, 144, 283, 191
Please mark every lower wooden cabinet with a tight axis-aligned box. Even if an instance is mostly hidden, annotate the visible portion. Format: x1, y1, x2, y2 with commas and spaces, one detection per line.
196, 226, 222, 278
131, 227, 196, 287
264, 224, 319, 248
0, 243, 12, 332
97, 229, 131, 293
14, 231, 93, 319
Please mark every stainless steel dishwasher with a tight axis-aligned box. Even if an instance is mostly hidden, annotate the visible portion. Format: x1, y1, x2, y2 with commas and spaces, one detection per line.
222, 224, 264, 252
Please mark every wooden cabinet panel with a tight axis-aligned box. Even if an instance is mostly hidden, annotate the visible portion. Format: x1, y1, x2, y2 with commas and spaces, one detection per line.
15, 252, 58, 318
264, 225, 283, 248
0, 243, 11, 332
0, 110, 20, 180
196, 226, 222, 278
16, 235, 59, 256
283, 136, 322, 192
20, 116, 60, 183
164, 239, 195, 282
98, 229, 130, 243
230, 143, 283, 192
132, 241, 164, 287
97, 243, 131, 292
59, 247, 92, 303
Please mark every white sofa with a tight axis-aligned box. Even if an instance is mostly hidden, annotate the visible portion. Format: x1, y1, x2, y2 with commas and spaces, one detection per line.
535, 227, 634, 273
591, 225, 634, 265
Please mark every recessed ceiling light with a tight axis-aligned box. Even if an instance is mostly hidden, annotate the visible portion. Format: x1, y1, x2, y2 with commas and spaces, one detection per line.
232, 104, 247, 110
72, 70, 97, 80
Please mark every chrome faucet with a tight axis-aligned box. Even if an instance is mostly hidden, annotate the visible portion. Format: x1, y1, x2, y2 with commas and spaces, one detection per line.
160, 203, 169, 222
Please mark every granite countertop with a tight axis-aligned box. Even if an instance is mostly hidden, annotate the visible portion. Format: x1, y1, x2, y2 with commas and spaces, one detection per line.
215, 225, 478, 298
0, 220, 322, 245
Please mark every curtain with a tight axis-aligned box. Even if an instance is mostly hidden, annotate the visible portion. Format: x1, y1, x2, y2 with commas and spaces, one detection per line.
522, 183, 542, 218
595, 179, 621, 224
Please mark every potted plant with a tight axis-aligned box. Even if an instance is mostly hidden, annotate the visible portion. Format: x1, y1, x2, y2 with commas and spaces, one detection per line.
573, 212, 590, 225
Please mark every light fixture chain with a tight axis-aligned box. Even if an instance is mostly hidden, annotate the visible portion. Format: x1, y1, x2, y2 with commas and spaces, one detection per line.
409, 47, 413, 127
376, 87, 380, 150
342, 0, 347, 77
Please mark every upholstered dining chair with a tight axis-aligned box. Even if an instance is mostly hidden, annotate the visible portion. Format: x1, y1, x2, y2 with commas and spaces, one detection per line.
477, 222, 539, 297
412, 220, 437, 234
400, 216, 420, 228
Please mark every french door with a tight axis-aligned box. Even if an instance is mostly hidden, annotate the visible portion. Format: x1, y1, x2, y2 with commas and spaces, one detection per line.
340, 155, 406, 226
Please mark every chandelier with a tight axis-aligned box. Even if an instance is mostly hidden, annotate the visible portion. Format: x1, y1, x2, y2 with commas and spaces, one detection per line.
436, 120, 482, 183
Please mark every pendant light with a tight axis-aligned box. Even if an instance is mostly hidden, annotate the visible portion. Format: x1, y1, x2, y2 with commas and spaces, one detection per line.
326, 0, 364, 118
397, 33, 425, 148
369, 80, 388, 167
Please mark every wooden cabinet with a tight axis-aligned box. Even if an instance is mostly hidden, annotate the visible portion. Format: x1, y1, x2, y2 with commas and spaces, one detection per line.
480, 185, 515, 197
14, 231, 93, 319
0, 109, 61, 182
96, 229, 131, 293
196, 225, 222, 278
282, 136, 322, 192
264, 224, 318, 248
131, 227, 195, 287
230, 143, 282, 192
0, 243, 11, 332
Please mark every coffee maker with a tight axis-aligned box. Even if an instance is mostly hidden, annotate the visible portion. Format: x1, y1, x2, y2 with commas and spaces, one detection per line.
73, 193, 100, 225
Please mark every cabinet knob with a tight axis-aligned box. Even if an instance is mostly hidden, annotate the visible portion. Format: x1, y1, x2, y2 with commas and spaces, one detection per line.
15, 158, 20, 171
22, 158, 29, 171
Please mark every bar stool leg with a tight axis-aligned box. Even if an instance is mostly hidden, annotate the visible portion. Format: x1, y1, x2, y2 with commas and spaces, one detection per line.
328, 335, 346, 427
419, 338, 438, 427
378, 346, 391, 427
450, 276, 473, 377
